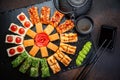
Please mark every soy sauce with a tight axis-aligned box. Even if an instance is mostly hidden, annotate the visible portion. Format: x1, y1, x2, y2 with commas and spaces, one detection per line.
98, 25, 117, 49
76, 18, 93, 34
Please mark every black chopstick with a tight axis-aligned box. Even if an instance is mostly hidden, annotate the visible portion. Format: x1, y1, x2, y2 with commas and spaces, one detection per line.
81, 40, 112, 80
76, 39, 112, 80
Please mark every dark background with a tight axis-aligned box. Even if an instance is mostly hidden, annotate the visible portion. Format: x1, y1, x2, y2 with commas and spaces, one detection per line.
0, 0, 120, 80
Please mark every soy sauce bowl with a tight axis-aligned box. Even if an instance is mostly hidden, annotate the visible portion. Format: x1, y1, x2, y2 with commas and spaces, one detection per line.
75, 16, 94, 35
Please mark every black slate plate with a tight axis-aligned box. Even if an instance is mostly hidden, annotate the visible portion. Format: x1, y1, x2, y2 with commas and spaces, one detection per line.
0, 0, 95, 79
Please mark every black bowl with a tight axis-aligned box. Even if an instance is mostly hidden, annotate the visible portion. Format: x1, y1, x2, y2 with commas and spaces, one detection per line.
75, 16, 94, 35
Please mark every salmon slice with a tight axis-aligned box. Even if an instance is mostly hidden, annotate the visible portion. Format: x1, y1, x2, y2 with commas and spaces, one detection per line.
44, 25, 54, 35
23, 39, 34, 47
35, 22, 43, 33
26, 29, 37, 38
49, 33, 59, 41
40, 47, 48, 57
47, 42, 58, 52
29, 45, 39, 56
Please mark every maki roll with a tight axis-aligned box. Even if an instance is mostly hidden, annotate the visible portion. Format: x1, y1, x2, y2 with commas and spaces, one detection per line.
9, 23, 27, 36
11, 51, 28, 68
19, 57, 32, 73
17, 12, 33, 29
41, 58, 50, 78
30, 58, 40, 77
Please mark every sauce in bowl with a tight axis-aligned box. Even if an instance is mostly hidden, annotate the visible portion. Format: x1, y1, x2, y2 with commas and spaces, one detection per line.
76, 16, 93, 35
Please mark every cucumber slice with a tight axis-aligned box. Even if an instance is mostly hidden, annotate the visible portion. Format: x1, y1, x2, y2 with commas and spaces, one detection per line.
76, 59, 82, 66
79, 53, 86, 59
78, 51, 83, 55
75, 41, 92, 66
83, 46, 90, 53
77, 56, 84, 62
86, 41, 92, 46
85, 44, 91, 50
81, 49, 88, 55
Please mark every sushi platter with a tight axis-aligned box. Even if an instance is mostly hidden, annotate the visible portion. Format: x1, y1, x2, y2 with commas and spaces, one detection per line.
0, 0, 95, 78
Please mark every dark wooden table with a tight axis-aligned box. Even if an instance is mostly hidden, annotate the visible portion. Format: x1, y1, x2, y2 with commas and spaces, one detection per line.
0, 0, 120, 80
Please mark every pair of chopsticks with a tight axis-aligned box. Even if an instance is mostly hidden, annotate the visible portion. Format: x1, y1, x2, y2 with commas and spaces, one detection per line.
75, 39, 112, 80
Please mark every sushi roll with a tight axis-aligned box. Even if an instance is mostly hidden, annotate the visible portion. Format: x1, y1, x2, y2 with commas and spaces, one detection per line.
41, 67, 50, 78
60, 33, 78, 43
30, 58, 40, 77
11, 51, 28, 68
40, 6, 50, 24
59, 43, 76, 55
9, 23, 27, 36
7, 45, 25, 57
56, 20, 74, 34
50, 63, 61, 74
28, 6, 40, 24
19, 57, 32, 73
17, 12, 33, 29
31, 57, 40, 68
53, 50, 65, 62
41, 58, 50, 78
50, 10, 64, 27
5, 35, 24, 44
5, 35, 14, 43
61, 55, 72, 66
30, 67, 39, 77
47, 56, 57, 66
47, 56, 61, 74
